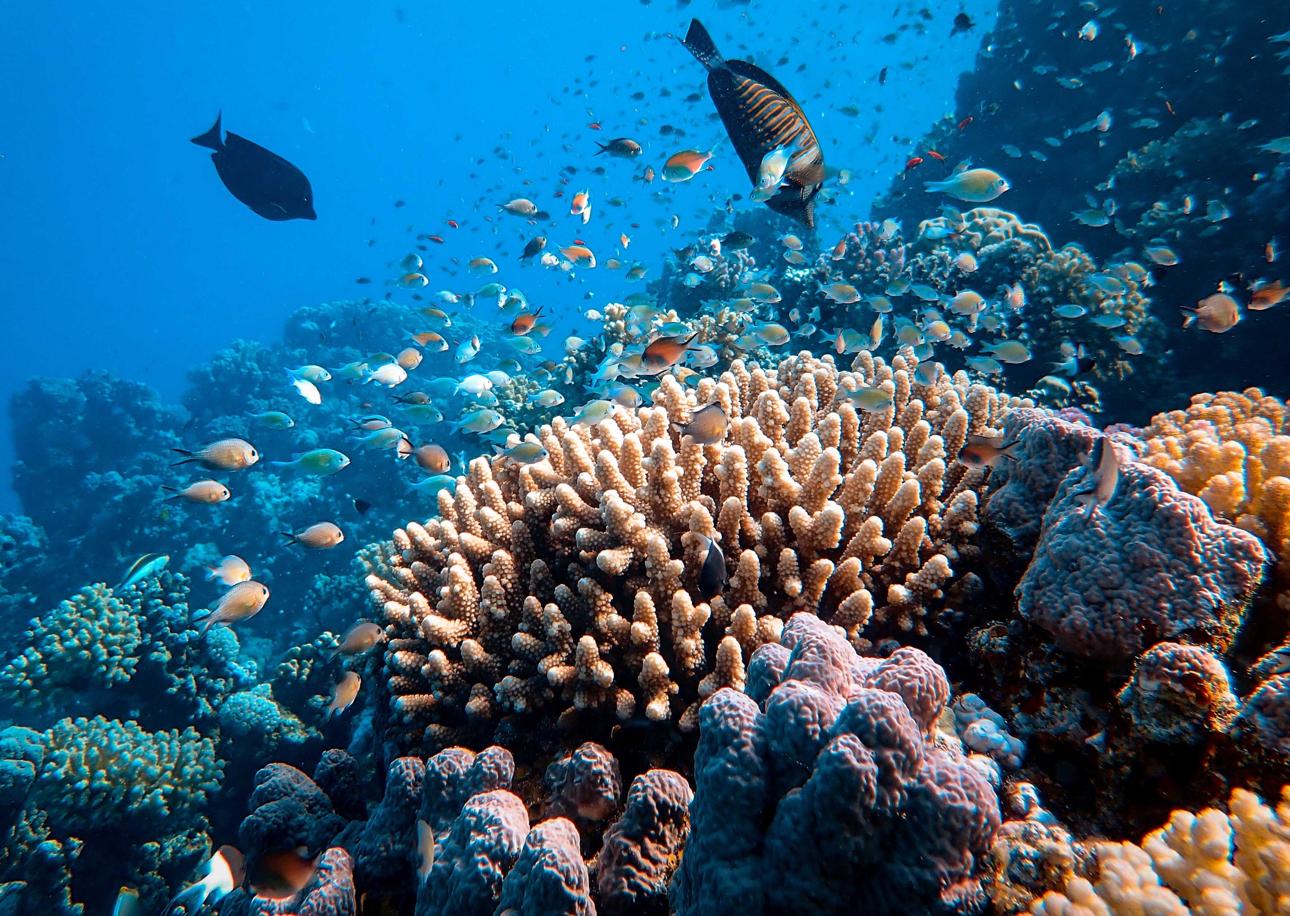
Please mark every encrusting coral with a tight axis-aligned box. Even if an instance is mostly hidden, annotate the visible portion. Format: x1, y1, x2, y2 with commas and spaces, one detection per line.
362, 350, 1027, 758
1137, 388, 1290, 611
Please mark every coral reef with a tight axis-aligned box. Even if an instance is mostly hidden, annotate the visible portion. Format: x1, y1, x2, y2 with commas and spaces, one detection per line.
1016, 439, 1266, 662
362, 350, 1026, 760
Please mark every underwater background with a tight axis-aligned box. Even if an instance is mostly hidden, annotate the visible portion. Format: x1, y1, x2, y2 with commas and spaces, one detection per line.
2, 0, 1290, 912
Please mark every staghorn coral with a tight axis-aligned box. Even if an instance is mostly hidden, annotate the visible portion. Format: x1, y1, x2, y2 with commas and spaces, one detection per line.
362, 350, 1026, 758
1027, 787, 1290, 914
1138, 388, 1290, 611
670, 612, 999, 916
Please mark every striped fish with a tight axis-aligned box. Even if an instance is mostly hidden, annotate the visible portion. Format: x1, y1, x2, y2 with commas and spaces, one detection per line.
680, 19, 824, 228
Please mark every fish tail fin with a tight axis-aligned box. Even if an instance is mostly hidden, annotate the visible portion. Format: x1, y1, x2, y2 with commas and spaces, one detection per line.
280, 531, 299, 545
170, 448, 194, 467
190, 112, 224, 151
161, 485, 182, 502
594, 142, 608, 156
1179, 307, 1197, 328
681, 19, 724, 70
204, 566, 218, 581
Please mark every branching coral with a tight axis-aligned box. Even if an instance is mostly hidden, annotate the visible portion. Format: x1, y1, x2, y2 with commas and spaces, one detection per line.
36, 715, 221, 835
1028, 787, 1290, 913
0, 573, 258, 726
362, 350, 1025, 757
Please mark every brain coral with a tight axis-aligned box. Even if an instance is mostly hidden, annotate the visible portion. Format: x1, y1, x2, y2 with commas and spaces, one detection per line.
670, 612, 1000, 915
1137, 388, 1290, 610
363, 351, 1025, 757
1016, 438, 1267, 662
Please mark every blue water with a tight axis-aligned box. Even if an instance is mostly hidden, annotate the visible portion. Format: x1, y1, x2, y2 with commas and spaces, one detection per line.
0, 0, 990, 512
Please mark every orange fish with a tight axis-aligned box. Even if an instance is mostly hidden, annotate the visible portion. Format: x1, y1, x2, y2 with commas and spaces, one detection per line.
413, 443, 451, 473
410, 331, 448, 351
957, 434, 1019, 468
570, 190, 592, 224
904, 156, 924, 172
620, 233, 631, 248
447, 219, 460, 228
661, 149, 715, 182
957, 115, 973, 130
639, 167, 656, 183
926, 149, 945, 161
830, 238, 847, 260
328, 671, 361, 716
642, 333, 698, 374
1181, 293, 1241, 333
249, 848, 318, 900
560, 245, 597, 267
1250, 280, 1287, 311
428, 235, 444, 244
511, 306, 545, 335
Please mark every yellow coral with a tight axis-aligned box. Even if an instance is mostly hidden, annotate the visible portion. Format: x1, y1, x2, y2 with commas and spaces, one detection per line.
1029, 788, 1290, 914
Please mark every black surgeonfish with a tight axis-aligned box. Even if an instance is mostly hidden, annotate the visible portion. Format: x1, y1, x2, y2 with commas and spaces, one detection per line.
191, 113, 316, 221
679, 19, 824, 228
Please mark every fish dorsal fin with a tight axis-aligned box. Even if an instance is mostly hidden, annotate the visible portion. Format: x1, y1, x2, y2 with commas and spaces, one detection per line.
190, 112, 224, 151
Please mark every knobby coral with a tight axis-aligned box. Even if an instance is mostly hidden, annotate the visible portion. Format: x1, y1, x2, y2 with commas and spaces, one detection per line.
362, 351, 1026, 758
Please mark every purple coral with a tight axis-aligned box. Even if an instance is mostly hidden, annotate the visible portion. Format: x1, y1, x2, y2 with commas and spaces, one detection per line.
415, 789, 529, 916
670, 613, 999, 915
543, 742, 622, 824
496, 817, 595, 916
239, 763, 345, 865
1016, 443, 1267, 661
334, 756, 425, 890
1234, 673, 1290, 757
1116, 642, 1238, 744
418, 745, 515, 832
983, 407, 1098, 551
595, 769, 692, 914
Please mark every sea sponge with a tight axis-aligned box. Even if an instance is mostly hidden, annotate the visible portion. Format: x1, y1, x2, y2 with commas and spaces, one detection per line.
363, 351, 1026, 758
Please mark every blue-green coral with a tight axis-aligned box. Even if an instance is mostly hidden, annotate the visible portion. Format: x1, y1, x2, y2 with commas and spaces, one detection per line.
0, 572, 257, 726
0, 584, 143, 701
36, 715, 221, 834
